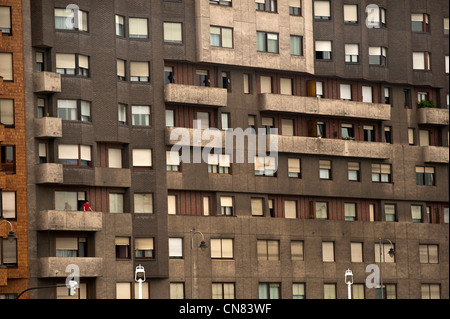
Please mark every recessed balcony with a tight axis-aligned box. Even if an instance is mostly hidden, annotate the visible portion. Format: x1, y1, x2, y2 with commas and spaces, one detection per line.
33, 71, 62, 93
39, 257, 103, 278
274, 135, 392, 159
422, 146, 449, 163
34, 117, 62, 138
36, 210, 103, 232
35, 163, 63, 184
417, 108, 449, 126
164, 83, 227, 107
259, 93, 391, 121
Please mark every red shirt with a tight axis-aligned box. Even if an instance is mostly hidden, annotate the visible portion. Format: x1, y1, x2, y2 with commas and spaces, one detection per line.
83, 202, 90, 211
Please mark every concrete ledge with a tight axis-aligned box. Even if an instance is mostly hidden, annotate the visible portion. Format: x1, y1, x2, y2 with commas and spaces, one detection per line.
35, 163, 63, 184
39, 257, 103, 278
417, 108, 449, 126
33, 72, 62, 93
34, 117, 62, 138
164, 83, 227, 107
36, 210, 103, 231
94, 167, 131, 187
259, 93, 391, 121
422, 146, 449, 163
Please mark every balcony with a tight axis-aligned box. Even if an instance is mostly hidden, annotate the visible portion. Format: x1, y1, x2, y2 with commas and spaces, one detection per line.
164, 83, 227, 107
36, 210, 103, 231
422, 146, 449, 163
34, 117, 62, 138
94, 167, 131, 187
35, 163, 63, 184
33, 72, 62, 93
39, 257, 103, 278
417, 108, 449, 126
259, 94, 391, 121
166, 127, 225, 147
274, 135, 392, 159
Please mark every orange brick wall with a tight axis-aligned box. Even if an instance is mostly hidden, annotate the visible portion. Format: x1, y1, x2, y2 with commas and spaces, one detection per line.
0, 0, 29, 297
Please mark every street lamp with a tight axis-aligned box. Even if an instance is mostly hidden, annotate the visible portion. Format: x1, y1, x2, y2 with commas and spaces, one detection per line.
0, 220, 16, 242
344, 269, 354, 299
190, 228, 207, 299
378, 238, 395, 299
135, 264, 146, 299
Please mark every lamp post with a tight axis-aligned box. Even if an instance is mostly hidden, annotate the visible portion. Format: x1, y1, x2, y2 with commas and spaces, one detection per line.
0, 220, 16, 241
378, 238, 395, 299
135, 264, 146, 299
190, 228, 207, 299
344, 269, 353, 299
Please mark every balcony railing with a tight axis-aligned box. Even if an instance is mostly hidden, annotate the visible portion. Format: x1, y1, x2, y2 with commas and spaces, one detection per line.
33, 71, 62, 93
34, 117, 63, 138
35, 163, 63, 184
417, 108, 449, 126
164, 83, 227, 107
422, 146, 449, 163
39, 257, 103, 278
259, 93, 392, 121
36, 210, 103, 231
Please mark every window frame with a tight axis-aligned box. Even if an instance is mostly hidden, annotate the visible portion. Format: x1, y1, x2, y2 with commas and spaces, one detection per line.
255, 0, 277, 13
256, 31, 279, 54
210, 25, 234, 48
57, 144, 92, 167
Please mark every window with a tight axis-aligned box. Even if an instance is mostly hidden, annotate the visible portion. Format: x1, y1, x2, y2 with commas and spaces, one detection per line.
1, 191, 16, 219
315, 201, 328, 220
212, 283, 235, 299
367, 6, 386, 28
55, 237, 87, 257
0, 6, 11, 35
319, 160, 331, 179
419, 129, 430, 146
210, 26, 233, 48
220, 196, 233, 216
348, 162, 360, 181
364, 125, 375, 142
203, 196, 211, 216
419, 244, 439, 264
257, 240, 279, 260
211, 239, 233, 259
57, 100, 90, 122
416, 166, 435, 186
54, 8, 88, 31
384, 204, 396, 222
351, 242, 363, 262
0, 53, 13, 81
0, 99, 14, 126
255, 0, 277, 13
164, 66, 174, 84
58, 144, 91, 166
412, 52, 431, 70
221, 112, 230, 130
290, 35, 303, 56
444, 18, 449, 35
289, 0, 301, 16
168, 195, 177, 215
210, 0, 232, 6
323, 284, 336, 299
243, 74, 251, 94
256, 32, 279, 53
196, 70, 209, 87
345, 203, 357, 221
55, 53, 89, 77
315, 41, 332, 60
134, 193, 153, 213
35, 51, 45, 72
345, 44, 359, 63
421, 284, 440, 299
108, 147, 122, 168
251, 198, 264, 216
132, 149, 152, 169
384, 126, 392, 144
115, 237, 131, 259
384, 87, 391, 104
118, 104, 127, 124
130, 62, 149, 82
164, 22, 182, 43
322, 242, 334, 262
344, 4, 358, 23
115, 15, 125, 37
340, 84, 352, 101
281, 118, 294, 134
377, 284, 396, 299
411, 205, 423, 223
362, 86, 373, 103
165, 109, 175, 127
411, 14, 430, 32
445, 56, 449, 74
221, 72, 231, 91
284, 200, 297, 219
131, 106, 150, 126
408, 128, 415, 145
0, 236, 17, 266
117, 59, 126, 80
0, 145, 15, 173
109, 193, 124, 213
374, 243, 395, 263
248, 115, 256, 132
444, 208, 449, 224
314, 1, 330, 20
352, 285, 365, 299
260, 76, 272, 93
208, 154, 231, 174
259, 283, 280, 299
54, 191, 85, 211
371, 163, 391, 183
316, 82, 324, 98
369, 47, 387, 66
129, 18, 148, 38
135, 238, 154, 259
254, 156, 276, 176
169, 238, 183, 258
288, 158, 301, 178
170, 283, 184, 299
291, 241, 304, 261
166, 150, 181, 172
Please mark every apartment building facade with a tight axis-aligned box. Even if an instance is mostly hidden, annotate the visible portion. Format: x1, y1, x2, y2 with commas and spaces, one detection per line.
18, 0, 450, 299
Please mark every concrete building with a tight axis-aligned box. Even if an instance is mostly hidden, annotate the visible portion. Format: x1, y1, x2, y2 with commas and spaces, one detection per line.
17, 0, 450, 299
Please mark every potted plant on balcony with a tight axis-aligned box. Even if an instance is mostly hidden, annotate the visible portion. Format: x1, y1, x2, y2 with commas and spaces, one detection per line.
418, 99, 435, 108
